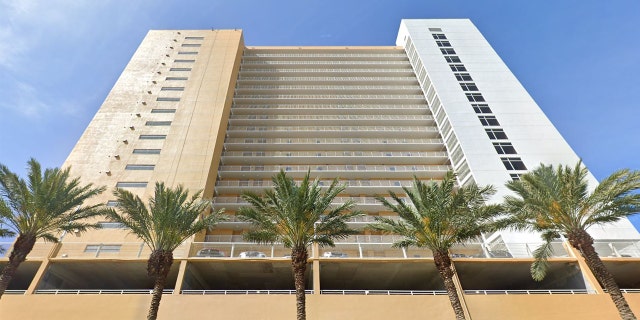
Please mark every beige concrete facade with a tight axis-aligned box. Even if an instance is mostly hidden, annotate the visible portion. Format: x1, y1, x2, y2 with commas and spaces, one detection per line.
3, 21, 640, 319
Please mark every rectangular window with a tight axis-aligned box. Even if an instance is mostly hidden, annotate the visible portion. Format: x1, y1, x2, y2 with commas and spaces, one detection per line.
160, 87, 184, 91
460, 83, 479, 91
493, 142, 517, 154
150, 109, 176, 113
450, 64, 467, 72
472, 104, 492, 114
181, 43, 201, 47
145, 121, 172, 126
429, 28, 442, 32
485, 129, 508, 140
84, 244, 122, 253
169, 67, 192, 71
478, 115, 500, 126
436, 40, 451, 47
432, 33, 447, 39
456, 161, 471, 180
174, 59, 195, 63
445, 56, 461, 63
139, 134, 167, 140
133, 149, 161, 154
97, 222, 126, 229
465, 93, 485, 102
178, 51, 198, 55
165, 77, 188, 80
510, 173, 522, 181
125, 164, 155, 170
450, 145, 465, 166
156, 97, 180, 102
501, 157, 527, 170
115, 182, 148, 188
440, 48, 456, 55
106, 200, 119, 207
455, 73, 473, 81
184, 36, 204, 40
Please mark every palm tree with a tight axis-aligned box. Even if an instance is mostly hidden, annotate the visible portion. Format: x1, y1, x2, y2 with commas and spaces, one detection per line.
503, 162, 640, 320
0, 158, 106, 298
105, 182, 224, 320
370, 171, 502, 320
238, 170, 360, 320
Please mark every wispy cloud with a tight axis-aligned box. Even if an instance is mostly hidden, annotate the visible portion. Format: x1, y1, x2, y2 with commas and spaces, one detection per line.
0, 0, 136, 118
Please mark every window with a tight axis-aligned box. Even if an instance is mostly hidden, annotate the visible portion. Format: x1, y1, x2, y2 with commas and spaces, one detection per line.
440, 48, 456, 55
145, 121, 172, 126
472, 104, 492, 114
106, 200, 119, 207
116, 182, 148, 188
445, 56, 461, 63
465, 93, 485, 102
165, 77, 188, 80
460, 83, 479, 91
84, 244, 122, 253
181, 43, 201, 47
133, 149, 161, 154
161, 87, 184, 91
139, 134, 167, 140
501, 157, 527, 170
493, 142, 517, 154
239, 180, 249, 187
485, 129, 508, 140
125, 164, 155, 170
184, 36, 204, 40
169, 67, 192, 71
241, 166, 250, 171
510, 173, 522, 181
429, 28, 442, 32
97, 222, 126, 229
455, 73, 473, 81
178, 52, 198, 55
156, 97, 180, 102
432, 33, 447, 39
450, 64, 467, 72
450, 146, 465, 165
436, 40, 451, 47
174, 59, 195, 63
150, 109, 176, 113
478, 116, 500, 126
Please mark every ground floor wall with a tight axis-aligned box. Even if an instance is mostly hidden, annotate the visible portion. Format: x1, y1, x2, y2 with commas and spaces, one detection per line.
2, 293, 639, 319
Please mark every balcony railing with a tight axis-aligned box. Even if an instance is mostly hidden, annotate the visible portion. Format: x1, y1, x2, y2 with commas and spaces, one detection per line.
464, 289, 593, 295
217, 164, 450, 174
593, 240, 640, 258
321, 290, 447, 295
35, 289, 174, 295
223, 138, 442, 144
228, 115, 432, 121
182, 290, 314, 295
237, 76, 417, 82
227, 126, 437, 133
221, 150, 445, 158
53, 242, 189, 259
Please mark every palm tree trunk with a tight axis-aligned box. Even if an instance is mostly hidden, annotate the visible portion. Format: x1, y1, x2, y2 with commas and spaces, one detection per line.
0, 234, 36, 299
146, 250, 173, 320
568, 229, 636, 320
433, 250, 466, 320
291, 247, 309, 320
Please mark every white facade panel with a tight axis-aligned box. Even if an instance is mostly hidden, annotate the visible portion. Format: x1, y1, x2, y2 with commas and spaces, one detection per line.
397, 19, 639, 240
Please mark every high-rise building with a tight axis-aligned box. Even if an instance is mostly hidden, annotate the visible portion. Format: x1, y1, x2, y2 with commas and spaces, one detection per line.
2, 19, 639, 319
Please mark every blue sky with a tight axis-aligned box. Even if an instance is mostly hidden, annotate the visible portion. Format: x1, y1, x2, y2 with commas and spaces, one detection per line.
0, 1, 638, 211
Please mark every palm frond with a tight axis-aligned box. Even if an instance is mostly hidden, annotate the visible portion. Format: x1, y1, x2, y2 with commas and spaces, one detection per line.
238, 170, 357, 250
